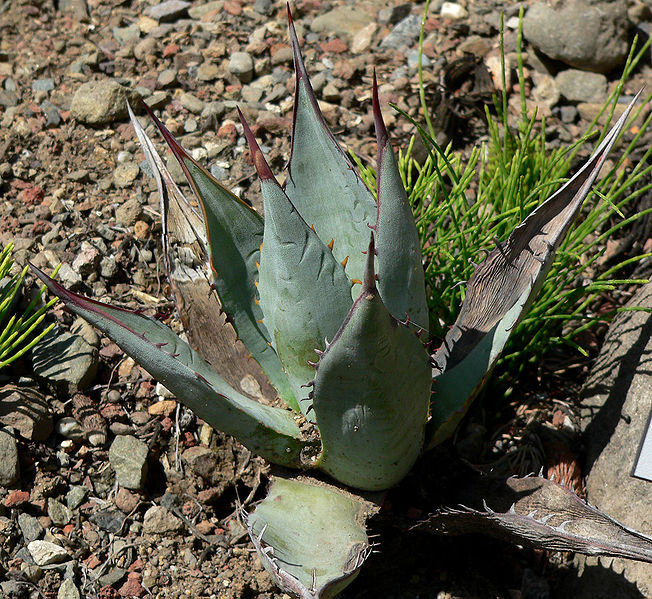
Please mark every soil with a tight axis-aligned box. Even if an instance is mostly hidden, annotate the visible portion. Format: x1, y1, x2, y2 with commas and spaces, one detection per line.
0, 0, 651, 598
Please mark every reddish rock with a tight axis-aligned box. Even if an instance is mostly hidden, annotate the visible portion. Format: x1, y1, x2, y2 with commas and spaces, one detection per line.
223, 0, 241, 16
128, 559, 145, 572
119, 572, 145, 597
148, 399, 176, 418
217, 122, 237, 144
84, 554, 102, 569
115, 487, 141, 514
4, 490, 29, 508
320, 38, 348, 54
99, 343, 123, 361
195, 519, 214, 535
19, 185, 45, 206
100, 403, 124, 421
197, 487, 221, 504
182, 500, 200, 518
163, 43, 179, 57
99, 585, 120, 599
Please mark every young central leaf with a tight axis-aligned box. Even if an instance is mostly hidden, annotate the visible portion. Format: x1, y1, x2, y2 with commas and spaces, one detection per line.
242, 119, 353, 418
313, 237, 431, 491
284, 14, 376, 289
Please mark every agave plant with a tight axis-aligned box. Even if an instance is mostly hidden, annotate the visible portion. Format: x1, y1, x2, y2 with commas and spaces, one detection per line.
31, 11, 652, 598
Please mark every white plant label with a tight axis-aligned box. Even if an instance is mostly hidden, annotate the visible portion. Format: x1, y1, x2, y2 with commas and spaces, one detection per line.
633, 407, 652, 483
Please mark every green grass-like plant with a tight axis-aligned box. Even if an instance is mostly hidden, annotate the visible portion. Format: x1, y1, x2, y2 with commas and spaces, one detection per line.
0, 243, 58, 370
354, 8, 652, 393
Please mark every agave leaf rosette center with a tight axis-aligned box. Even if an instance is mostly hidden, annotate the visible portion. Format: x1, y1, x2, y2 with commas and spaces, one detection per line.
32, 13, 431, 494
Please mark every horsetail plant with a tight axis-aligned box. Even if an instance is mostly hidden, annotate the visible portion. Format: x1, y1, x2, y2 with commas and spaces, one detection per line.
31, 9, 652, 598
0, 242, 57, 371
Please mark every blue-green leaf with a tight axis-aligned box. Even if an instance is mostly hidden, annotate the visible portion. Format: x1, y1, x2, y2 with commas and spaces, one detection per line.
241, 115, 353, 419
427, 93, 639, 448
132, 104, 299, 412
284, 13, 376, 290
31, 265, 312, 467
372, 76, 428, 332
246, 476, 374, 599
313, 236, 431, 491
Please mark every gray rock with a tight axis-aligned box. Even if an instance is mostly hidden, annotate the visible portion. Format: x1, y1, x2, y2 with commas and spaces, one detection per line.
47, 498, 73, 527
531, 73, 560, 111
134, 37, 157, 61
109, 435, 149, 490
380, 14, 422, 49
188, 0, 222, 19
311, 6, 374, 37
523, 0, 629, 73
228, 52, 254, 83
555, 69, 607, 104
182, 446, 217, 481
33, 326, 98, 391
0, 385, 53, 441
378, 3, 412, 25
241, 85, 263, 104
18, 513, 44, 542
197, 62, 220, 81
253, 0, 272, 15
27, 540, 69, 566
58, 579, 80, 599
145, 0, 191, 22
0, 429, 20, 486
99, 255, 119, 279
179, 92, 205, 114
142, 505, 183, 534
184, 118, 198, 133
565, 283, 652, 597
115, 197, 142, 226
32, 78, 55, 92
66, 485, 89, 509
71, 79, 138, 126
72, 240, 101, 275
89, 509, 126, 533
157, 68, 177, 88
144, 90, 169, 110
560, 104, 578, 123
58, 0, 88, 20
113, 162, 140, 188
57, 263, 82, 289
113, 23, 140, 44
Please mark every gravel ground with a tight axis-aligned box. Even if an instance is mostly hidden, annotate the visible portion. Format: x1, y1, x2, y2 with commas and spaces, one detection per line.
0, 0, 651, 597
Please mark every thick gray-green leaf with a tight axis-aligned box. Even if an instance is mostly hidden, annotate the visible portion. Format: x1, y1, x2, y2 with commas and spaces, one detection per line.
284, 13, 376, 290
135, 104, 299, 413
246, 476, 374, 599
313, 237, 431, 491
372, 77, 428, 332
427, 94, 639, 448
417, 474, 652, 563
31, 265, 312, 467
129, 105, 289, 407
242, 116, 353, 419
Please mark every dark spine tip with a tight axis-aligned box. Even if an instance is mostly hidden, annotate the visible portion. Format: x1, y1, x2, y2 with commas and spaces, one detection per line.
372, 70, 389, 151
238, 108, 275, 182
362, 232, 377, 292
141, 102, 188, 165
288, 5, 305, 82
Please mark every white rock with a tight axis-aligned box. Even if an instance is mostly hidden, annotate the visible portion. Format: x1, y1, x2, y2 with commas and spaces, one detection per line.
440, 2, 468, 21
28, 540, 69, 566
